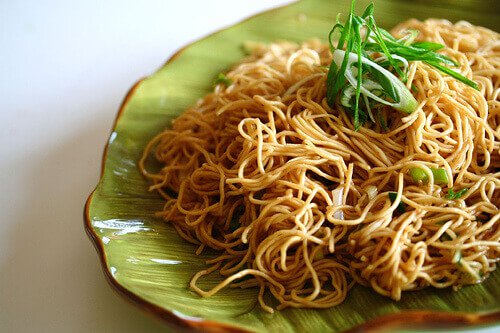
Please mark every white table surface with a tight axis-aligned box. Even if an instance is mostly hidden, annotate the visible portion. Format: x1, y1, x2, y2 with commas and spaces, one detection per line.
0, 1, 497, 332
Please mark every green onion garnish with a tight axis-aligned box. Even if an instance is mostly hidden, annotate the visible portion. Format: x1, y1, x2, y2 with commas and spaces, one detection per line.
388, 192, 406, 214
453, 250, 481, 282
409, 167, 448, 185
446, 188, 468, 199
215, 73, 233, 87
332, 50, 418, 115
440, 232, 453, 242
326, 0, 479, 130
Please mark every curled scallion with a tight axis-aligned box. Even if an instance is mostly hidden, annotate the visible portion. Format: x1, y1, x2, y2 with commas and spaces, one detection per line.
333, 49, 418, 114
326, 0, 479, 130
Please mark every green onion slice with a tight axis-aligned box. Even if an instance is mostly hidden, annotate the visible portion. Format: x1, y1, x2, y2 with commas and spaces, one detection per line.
388, 192, 406, 214
409, 167, 448, 185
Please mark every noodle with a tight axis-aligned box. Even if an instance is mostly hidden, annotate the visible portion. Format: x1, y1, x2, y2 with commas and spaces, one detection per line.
139, 19, 500, 312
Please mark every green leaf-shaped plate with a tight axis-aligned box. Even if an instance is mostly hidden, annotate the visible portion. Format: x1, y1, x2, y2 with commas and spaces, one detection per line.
85, 0, 500, 332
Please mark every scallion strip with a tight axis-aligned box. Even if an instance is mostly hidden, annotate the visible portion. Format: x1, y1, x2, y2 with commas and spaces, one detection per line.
446, 188, 468, 199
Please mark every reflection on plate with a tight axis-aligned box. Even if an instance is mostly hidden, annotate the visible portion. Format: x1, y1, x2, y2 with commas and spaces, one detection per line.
85, 0, 500, 332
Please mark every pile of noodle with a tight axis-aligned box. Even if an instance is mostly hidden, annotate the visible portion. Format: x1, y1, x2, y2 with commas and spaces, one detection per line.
140, 19, 500, 312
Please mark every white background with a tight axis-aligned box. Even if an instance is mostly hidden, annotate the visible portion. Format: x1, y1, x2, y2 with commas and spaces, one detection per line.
0, 1, 496, 332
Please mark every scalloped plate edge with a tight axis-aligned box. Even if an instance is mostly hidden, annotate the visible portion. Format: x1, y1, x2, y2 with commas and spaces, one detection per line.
83, 1, 500, 331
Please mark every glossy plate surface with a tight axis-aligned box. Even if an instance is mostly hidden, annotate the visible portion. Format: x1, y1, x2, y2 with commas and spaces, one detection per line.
85, 0, 500, 332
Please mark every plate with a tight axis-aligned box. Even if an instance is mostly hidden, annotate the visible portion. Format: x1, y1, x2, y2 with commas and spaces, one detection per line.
84, 0, 500, 332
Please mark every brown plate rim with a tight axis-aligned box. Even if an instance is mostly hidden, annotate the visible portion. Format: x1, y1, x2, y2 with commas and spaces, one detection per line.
83, 1, 500, 332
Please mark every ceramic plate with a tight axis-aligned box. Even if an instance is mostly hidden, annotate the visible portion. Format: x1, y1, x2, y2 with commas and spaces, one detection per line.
85, 0, 500, 331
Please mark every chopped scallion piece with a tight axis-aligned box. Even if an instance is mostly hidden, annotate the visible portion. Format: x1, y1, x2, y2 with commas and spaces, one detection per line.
388, 192, 406, 214
409, 167, 427, 183
440, 232, 453, 241
409, 167, 448, 185
446, 188, 468, 199
454, 252, 482, 283
215, 73, 233, 87
432, 168, 448, 185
